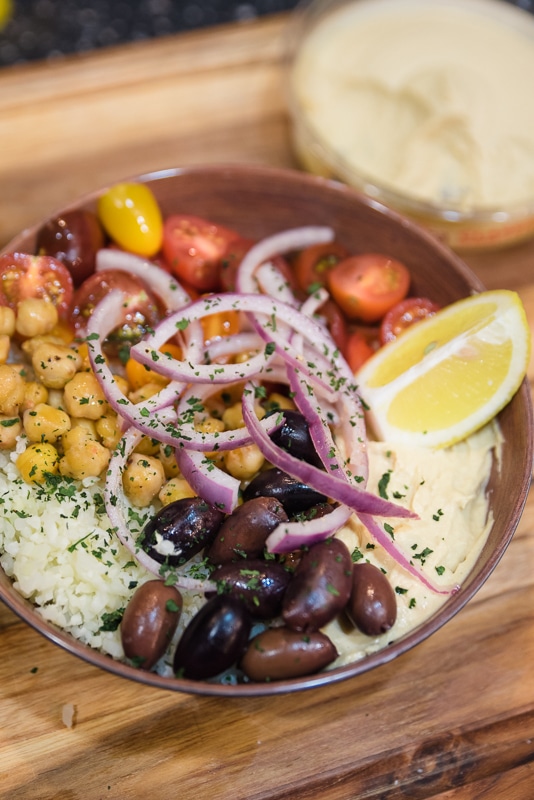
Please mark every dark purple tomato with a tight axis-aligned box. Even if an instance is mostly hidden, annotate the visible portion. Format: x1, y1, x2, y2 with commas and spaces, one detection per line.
36, 209, 105, 287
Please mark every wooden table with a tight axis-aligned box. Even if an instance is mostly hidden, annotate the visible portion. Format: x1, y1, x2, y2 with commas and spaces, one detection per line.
0, 14, 533, 800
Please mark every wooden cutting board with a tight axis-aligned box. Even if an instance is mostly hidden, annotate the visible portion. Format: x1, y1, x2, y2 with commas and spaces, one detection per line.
0, 14, 533, 800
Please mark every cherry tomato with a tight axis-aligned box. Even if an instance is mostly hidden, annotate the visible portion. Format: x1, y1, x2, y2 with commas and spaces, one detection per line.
97, 183, 163, 257
327, 254, 410, 323
201, 308, 241, 345
70, 270, 161, 354
380, 297, 440, 345
345, 330, 375, 373
162, 215, 240, 293
0, 252, 74, 318
220, 237, 299, 295
294, 242, 349, 294
35, 209, 105, 287
126, 342, 183, 390
315, 299, 349, 357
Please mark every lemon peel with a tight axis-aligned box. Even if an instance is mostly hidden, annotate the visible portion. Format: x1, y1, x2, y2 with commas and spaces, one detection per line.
356, 290, 530, 448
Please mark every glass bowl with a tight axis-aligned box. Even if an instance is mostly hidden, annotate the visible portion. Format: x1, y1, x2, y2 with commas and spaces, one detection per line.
286, 0, 534, 250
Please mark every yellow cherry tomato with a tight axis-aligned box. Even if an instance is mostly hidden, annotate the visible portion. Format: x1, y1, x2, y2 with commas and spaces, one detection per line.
97, 182, 163, 257
125, 342, 182, 390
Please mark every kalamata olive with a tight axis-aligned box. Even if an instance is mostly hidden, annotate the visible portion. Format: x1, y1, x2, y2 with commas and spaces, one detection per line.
240, 627, 338, 682
206, 496, 288, 565
242, 468, 327, 515
282, 538, 353, 631
121, 580, 182, 670
173, 595, 251, 680
208, 559, 292, 619
35, 209, 105, 287
139, 497, 224, 566
268, 410, 323, 468
346, 562, 397, 636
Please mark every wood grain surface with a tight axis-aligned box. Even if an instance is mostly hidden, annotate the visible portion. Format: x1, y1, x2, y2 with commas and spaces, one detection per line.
0, 14, 533, 800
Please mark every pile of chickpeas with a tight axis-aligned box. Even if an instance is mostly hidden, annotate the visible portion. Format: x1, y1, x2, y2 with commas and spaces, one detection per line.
0, 296, 292, 510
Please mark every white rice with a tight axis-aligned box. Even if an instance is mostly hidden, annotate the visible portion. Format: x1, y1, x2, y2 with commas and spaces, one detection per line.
0, 437, 204, 663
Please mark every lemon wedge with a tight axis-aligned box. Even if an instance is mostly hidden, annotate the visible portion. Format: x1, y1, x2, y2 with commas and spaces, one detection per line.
356, 290, 530, 448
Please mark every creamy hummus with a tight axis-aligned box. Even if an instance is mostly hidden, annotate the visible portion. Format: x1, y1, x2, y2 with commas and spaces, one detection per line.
326, 421, 501, 666
292, 0, 534, 210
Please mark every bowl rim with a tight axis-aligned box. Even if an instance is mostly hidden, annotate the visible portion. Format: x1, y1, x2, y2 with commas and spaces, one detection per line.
1, 162, 532, 697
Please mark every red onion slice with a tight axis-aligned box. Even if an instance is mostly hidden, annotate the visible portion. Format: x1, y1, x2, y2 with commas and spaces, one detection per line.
96, 248, 192, 310
174, 447, 240, 514
235, 226, 333, 294
242, 381, 415, 519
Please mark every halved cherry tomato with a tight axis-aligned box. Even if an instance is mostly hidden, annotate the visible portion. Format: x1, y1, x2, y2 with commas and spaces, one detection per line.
201, 308, 241, 345
219, 237, 299, 294
315, 299, 349, 357
379, 297, 440, 345
293, 242, 349, 294
162, 215, 240, 293
327, 254, 410, 323
345, 330, 376, 373
0, 252, 74, 318
97, 182, 163, 257
70, 270, 161, 354
126, 342, 183, 390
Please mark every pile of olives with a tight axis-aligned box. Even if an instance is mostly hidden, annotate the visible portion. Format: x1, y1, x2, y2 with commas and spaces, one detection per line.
120, 412, 397, 683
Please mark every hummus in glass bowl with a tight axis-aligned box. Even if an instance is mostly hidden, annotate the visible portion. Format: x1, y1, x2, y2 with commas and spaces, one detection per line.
287, 0, 534, 250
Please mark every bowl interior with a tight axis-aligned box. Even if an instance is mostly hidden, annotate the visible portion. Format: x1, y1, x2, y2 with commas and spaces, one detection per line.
1, 164, 532, 696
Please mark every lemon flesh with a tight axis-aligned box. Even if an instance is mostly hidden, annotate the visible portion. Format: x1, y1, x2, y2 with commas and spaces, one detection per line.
356, 290, 530, 448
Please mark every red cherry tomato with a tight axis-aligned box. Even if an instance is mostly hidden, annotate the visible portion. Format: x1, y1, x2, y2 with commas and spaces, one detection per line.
70, 270, 162, 352
327, 254, 410, 323
315, 299, 349, 357
380, 297, 440, 345
220, 237, 299, 294
345, 330, 376, 373
162, 215, 240, 292
294, 242, 350, 294
0, 252, 74, 318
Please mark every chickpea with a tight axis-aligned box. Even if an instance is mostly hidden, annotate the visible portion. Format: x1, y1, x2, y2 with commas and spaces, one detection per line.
112, 373, 130, 397
21, 334, 69, 358
0, 335, 10, 365
0, 306, 15, 337
21, 381, 49, 412
129, 382, 163, 404
95, 414, 123, 450
134, 435, 161, 457
265, 392, 296, 412
62, 420, 98, 450
0, 415, 22, 450
17, 442, 60, 484
195, 416, 225, 466
63, 372, 108, 419
23, 403, 71, 444
32, 343, 82, 389
46, 388, 66, 410
158, 476, 197, 506
16, 298, 58, 338
224, 443, 265, 481
122, 454, 165, 508
159, 443, 180, 478
59, 439, 111, 480
222, 400, 265, 431
0, 364, 26, 416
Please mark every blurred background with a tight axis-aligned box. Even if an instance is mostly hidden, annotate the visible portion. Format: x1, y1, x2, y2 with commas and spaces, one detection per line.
0, 0, 301, 67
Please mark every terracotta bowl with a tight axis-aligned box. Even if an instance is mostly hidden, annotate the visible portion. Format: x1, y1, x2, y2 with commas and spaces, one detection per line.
1, 165, 532, 696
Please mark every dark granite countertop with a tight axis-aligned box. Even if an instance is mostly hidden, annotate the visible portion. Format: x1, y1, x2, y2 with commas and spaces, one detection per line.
0, 0, 300, 68
0, 0, 532, 69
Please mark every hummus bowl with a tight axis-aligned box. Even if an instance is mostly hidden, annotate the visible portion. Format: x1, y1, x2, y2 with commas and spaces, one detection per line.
287, 0, 534, 250
0, 164, 532, 696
